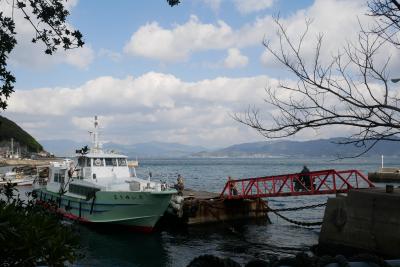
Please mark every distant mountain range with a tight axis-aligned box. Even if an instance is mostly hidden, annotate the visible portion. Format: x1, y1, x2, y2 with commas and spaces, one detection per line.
193, 138, 400, 158
103, 142, 207, 158
3, 115, 400, 158
40, 139, 208, 158
41, 137, 400, 158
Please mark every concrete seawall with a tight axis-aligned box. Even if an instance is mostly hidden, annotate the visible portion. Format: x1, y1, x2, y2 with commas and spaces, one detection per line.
319, 188, 400, 258
368, 171, 400, 182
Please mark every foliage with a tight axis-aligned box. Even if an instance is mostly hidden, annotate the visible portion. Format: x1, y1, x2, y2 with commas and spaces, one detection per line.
235, 0, 400, 157
0, 12, 16, 110
167, 0, 181, 7
0, 183, 81, 266
0, 115, 43, 152
0, 0, 84, 110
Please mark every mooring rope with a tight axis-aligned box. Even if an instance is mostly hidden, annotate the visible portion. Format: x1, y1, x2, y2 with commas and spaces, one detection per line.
269, 209, 323, 227
265, 201, 326, 227
268, 202, 327, 212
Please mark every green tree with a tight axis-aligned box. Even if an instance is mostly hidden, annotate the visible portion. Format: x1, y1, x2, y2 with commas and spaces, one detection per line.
0, 183, 81, 266
0, 0, 85, 110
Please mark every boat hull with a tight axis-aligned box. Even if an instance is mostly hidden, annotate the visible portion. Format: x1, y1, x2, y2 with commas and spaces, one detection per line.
34, 188, 175, 232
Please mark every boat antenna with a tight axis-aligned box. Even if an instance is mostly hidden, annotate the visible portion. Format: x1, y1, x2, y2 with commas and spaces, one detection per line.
93, 116, 100, 153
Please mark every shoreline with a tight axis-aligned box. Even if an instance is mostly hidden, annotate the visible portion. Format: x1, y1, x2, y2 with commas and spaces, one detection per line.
0, 158, 63, 167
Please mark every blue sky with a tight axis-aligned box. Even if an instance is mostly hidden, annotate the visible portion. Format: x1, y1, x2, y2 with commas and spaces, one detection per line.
4, 0, 396, 148
12, 0, 312, 89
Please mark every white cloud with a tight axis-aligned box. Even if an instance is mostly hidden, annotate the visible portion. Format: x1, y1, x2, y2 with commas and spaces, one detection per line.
124, 0, 396, 69
2, 0, 94, 70
234, 0, 274, 14
6, 72, 274, 146
224, 48, 248, 68
6, 70, 392, 146
124, 15, 235, 62
260, 0, 371, 67
65, 45, 95, 69
123, 14, 280, 62
98, 48, 122, 62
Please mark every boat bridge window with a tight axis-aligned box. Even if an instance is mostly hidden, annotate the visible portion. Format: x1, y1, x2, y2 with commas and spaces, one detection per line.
93, 158, 104, 167
118, 158, 127, 166
54, 172, 65, 183
105, 158, 118, 167
77, 157, 88, 167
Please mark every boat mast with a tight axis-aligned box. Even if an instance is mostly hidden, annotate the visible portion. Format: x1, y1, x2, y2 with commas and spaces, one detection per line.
92, 116, 101, 153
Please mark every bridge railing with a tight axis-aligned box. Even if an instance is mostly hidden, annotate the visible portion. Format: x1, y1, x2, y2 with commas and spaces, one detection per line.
220, 169, 375, 199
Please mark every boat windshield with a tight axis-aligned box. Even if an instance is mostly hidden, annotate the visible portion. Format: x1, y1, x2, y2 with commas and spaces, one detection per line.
105, 158, 118, 166
54, 171, 65, 183
118, 158, 127, 166
77, 157, 89, 167
88, 157, 126, 167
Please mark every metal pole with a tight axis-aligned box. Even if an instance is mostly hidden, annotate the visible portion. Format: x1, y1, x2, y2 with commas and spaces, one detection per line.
382, 154, 384, 168
10, 138, 13, 157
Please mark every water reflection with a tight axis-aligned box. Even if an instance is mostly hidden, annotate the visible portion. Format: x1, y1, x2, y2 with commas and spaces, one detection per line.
77, 227, 170, 267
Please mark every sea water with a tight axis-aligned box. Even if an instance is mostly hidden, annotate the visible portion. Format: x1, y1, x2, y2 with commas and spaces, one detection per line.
10, 157, 400, 266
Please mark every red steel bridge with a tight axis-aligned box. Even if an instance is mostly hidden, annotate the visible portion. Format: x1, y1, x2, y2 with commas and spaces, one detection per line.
220, 169, 375, 199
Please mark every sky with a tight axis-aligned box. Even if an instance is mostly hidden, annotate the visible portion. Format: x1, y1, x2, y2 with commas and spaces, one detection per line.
2, 0, 400, 148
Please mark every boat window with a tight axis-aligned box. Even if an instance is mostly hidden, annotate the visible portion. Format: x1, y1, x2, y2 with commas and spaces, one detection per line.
54, 172, 65, 183
105, 158, 114, 166
54, 173, 60, 182
112, 158, 117, 166
93, 158, 104, 167
118, 158, 127, 166
77, 157, 87, 167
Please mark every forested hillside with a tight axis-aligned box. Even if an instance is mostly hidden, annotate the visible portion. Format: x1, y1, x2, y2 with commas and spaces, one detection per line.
0, 116, 43, 152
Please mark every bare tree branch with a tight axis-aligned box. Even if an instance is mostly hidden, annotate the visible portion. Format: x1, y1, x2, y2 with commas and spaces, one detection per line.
236, 1, 400, 157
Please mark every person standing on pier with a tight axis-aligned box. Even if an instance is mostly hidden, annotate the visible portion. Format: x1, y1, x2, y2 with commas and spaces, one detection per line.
174, 174, 185, 194
228, 176, 238, 196
300, 165, 311, 190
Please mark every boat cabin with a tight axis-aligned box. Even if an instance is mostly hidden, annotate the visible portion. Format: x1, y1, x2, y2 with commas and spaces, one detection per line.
74, 153, 130, 181
43, 116, 159, 195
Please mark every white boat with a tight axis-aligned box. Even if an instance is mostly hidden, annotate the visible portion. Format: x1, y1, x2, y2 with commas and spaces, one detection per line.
0, 171, 36, 186
33, 116, 176, 232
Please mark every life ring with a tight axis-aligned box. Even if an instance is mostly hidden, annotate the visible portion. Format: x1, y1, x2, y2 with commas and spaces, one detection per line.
94, 158, 102, 166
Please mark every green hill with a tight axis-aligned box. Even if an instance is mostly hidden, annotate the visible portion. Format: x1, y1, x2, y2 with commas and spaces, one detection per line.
0, 116, 43, 152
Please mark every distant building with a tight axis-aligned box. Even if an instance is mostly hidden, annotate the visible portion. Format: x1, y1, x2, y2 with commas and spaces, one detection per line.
30, 151, 52, 159
0, 139, 29, 158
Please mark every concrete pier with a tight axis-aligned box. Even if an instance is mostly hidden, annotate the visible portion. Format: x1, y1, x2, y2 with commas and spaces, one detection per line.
162, 189, 268, 226
368, 167, 400, 182
319, 188, 400, 258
